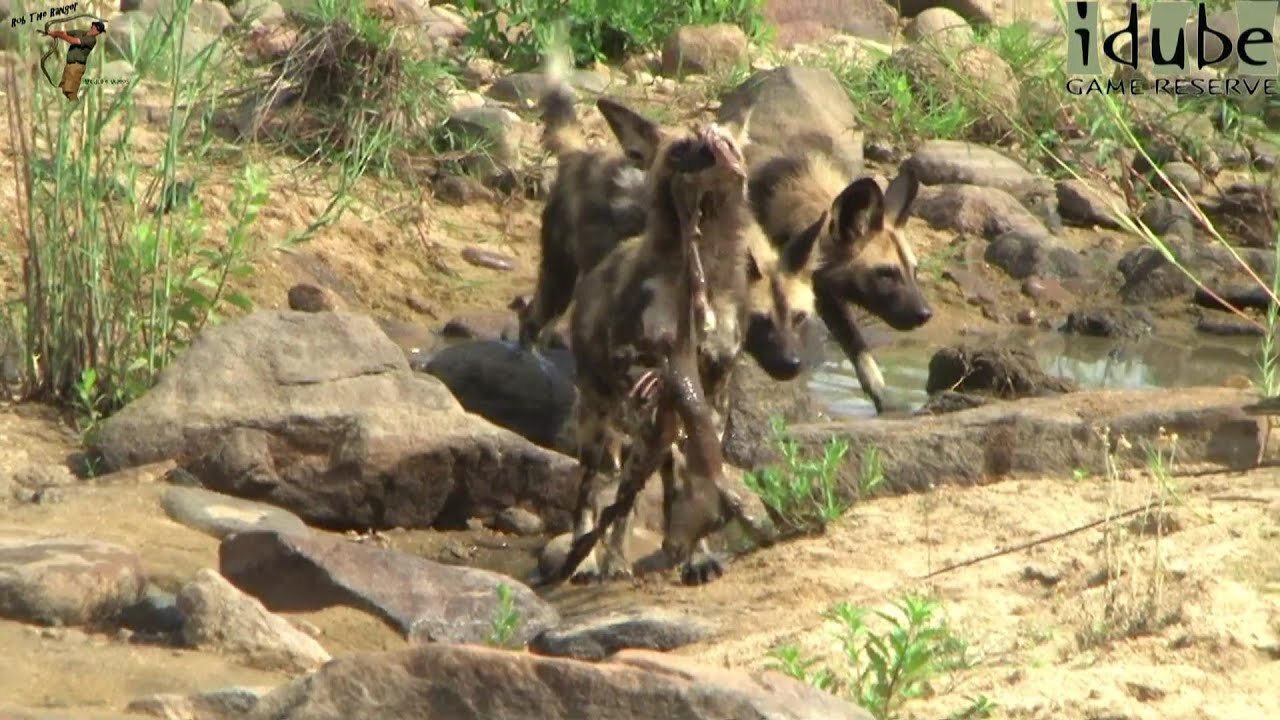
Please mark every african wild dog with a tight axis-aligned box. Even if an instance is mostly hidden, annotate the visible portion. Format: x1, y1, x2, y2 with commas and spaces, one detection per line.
556, 117, 755, 586
748, 147, 932, 414
513, 61, 814, 386
514, 85, 652, 351
742, 225, 816, 382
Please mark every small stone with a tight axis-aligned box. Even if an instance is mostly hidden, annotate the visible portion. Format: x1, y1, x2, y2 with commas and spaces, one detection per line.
127, 686, 267, 719
162, 485, 310, 540
661, 24, 749, 77
494, 507, 545, 536
985, 229, 1083, 280
11, 463, 76, 489
462, 56, 499, 86
460, 247, 515, 272
286, 283, 338, 313
1022, 564, 1064, 587
1126, 509, 1183, 536
529, 609, 718, 661
906, 140, 1043, 194
1125, 681, 1167, 703
1021, 276, 1075, 308
176, 568, 331, 673
1063, 308, 1154, 340
436, 107, 526, 187
1056, 178, 1124, 228
433, 175, 493, 207
0, 535, 145, 626
1016, 308, 1037, 325
1161, 161, 1202, 194
439, 311, 517, 341
913, 184, 1047, 239
904, 7, 974, 49
858, 134, 893, 161
405, 294, 435, 317
120, 584, 185, 632
486, 71, 607, 106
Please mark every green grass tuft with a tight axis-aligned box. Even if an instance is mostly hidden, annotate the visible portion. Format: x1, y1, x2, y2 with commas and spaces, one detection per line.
767, 594, 992, 720
744, 416, 884, 536
459, 0, 770, 71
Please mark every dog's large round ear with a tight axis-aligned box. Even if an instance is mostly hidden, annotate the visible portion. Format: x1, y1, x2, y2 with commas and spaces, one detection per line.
832, 177, 885, 248
883, 166, 919, 228
598, 97, 662, 165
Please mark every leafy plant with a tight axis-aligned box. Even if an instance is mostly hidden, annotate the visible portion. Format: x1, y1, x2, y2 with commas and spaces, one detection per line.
485, 582, 523, 648
767, 595, 990, 720
743, 416, 851, 535
828, 58, 976, 144
460, 0, 769, 71
71, 368, 104, 441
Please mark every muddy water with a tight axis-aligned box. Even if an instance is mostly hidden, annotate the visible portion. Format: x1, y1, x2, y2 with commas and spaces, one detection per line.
810, 328, 1261, 418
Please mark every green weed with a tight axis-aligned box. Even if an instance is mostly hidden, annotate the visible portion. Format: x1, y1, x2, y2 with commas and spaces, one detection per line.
767, 594, 991, 720
460, 0, 769, 71
71, 368, 105, 442
743, 416, 853, 535
485, 582, 524, 649
829, 58, 976, 144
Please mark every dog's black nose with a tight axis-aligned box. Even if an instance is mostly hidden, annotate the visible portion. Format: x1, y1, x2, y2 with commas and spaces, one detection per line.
915, 306, 934, 325
770, 354, 802, 380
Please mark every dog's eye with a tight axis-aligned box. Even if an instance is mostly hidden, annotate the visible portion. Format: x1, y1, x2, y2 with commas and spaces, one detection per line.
625, 149, 645, 164
876, 267, 900, 281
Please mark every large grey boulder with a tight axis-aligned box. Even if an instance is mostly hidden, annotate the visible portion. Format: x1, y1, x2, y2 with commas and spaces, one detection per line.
92, 311, 578, 533
717, 65, 864, 174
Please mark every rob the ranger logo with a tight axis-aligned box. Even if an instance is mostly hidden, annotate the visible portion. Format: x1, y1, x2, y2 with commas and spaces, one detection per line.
1064, 1, 1279, 97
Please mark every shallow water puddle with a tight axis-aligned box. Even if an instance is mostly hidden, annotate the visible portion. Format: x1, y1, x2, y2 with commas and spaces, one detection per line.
810, 328, 1261, 418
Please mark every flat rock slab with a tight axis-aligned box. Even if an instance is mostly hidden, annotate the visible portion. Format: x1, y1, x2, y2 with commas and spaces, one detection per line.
126, 686, 269, 719
90, 310, 578, 534
246, 644, 873, 720
529, 609, 718, 661
786, 388, 1264, 494
717, 66, 863, 172
162, 485, 309, 540
905, 139, 1047, 194
0, 707, 149, 719
0, 535, 145, 626
219, 530, 559, 646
